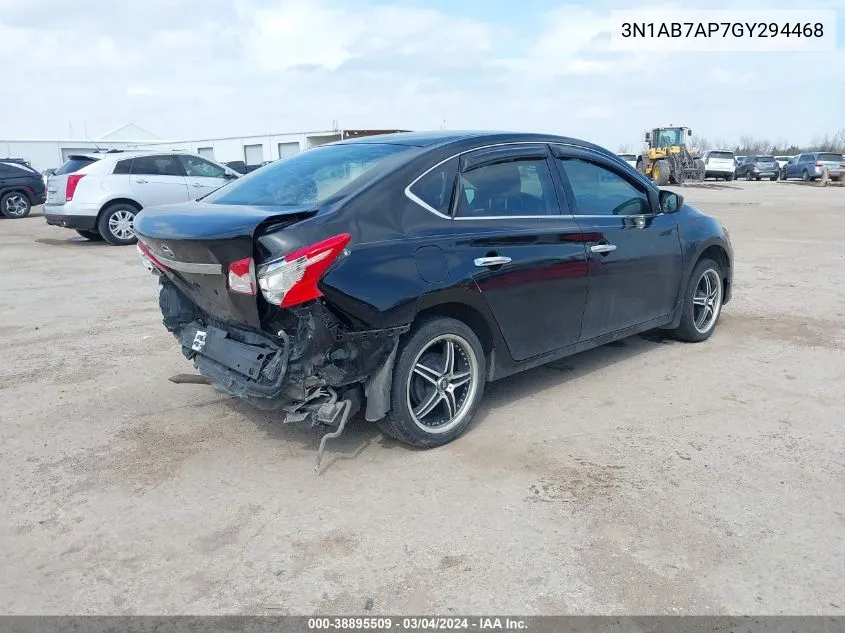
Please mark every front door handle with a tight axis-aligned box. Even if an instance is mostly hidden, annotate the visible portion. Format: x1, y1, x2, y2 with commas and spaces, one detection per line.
134, 178, 148, 184
474, 256, 512, 267
590, 244, 617, 254
191, 182, 204, 188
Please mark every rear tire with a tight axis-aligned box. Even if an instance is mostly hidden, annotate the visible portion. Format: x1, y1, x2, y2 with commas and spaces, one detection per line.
802, 170, 810, 182
382, 317, 486, 448
76, 229, 103, 241
745, 171, 752, 181
97, 202, 139, 246
725, 173, 734, 181
667, 258, 724, 343
0, 192, 32, 218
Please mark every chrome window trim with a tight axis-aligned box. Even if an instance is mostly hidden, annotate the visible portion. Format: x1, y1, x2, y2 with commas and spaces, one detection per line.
404, 141, 653, 221
404, 141, 580, 221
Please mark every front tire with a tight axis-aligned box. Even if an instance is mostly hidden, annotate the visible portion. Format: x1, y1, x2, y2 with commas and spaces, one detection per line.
668, 258, 724, 343
0, 192, 32, 218
98, 203, 139, 245
380, 317, 486, 448
725, 173, 734, 181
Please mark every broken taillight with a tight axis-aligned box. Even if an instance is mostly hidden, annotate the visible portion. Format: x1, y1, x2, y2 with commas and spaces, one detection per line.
136, 240, 168, 274
227, 257, 255, 295
256, 233, 351, 307
66, 174, 85, 201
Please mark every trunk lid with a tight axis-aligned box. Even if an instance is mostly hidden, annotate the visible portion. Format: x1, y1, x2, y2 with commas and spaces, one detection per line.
46, 155, 99, 206
134, 201, 317, 328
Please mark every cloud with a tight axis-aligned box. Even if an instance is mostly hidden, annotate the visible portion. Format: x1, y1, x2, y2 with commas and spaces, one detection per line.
0, 0, 843, 151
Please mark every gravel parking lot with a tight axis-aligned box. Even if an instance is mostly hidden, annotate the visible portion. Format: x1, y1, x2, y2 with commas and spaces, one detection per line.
1, 181, 843, 615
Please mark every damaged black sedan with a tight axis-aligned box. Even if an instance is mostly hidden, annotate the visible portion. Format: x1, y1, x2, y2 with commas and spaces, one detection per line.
134, 131, 733, 461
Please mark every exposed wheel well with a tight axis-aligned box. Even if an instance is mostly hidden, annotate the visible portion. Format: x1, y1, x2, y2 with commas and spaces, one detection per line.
413, 302, 495, 360
699, 245, 731, 296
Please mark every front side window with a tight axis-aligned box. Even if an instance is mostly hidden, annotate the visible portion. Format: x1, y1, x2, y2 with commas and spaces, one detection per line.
132, 155, 181, 177
408, 157, 457, 215
557, 157, 651, 216
455, 158, 558, 218
180, 155, 226, 178
204, 143, 412, 206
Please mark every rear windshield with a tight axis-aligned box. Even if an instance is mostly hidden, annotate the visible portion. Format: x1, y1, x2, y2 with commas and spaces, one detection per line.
204, 143, 413, 206
709, 151, 734, 159
54, 157, 97, 176
819, 153, 843, 162
757, 156, 776, 162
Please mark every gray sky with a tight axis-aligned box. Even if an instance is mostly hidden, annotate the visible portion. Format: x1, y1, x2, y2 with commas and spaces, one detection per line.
2, 0, 843, 150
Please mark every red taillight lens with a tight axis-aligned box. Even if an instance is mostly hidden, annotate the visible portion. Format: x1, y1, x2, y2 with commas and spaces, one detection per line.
66, 174, 85, 201
227, 257, 255, 295
815, 162, 825, 167
257, 233, 351, 308
840, 163, 845, 169
136, 240, 169, 273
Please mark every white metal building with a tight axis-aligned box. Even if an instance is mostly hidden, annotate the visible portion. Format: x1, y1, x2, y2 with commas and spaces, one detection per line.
0, 123, 407, 172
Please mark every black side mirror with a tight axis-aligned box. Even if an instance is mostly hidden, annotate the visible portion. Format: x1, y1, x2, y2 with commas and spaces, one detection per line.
687, 129, 693, 136
659, 190, 683, 214
645, 132, 652, 142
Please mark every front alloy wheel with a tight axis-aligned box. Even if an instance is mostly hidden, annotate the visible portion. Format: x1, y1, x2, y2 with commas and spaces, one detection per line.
0, 192, 31, 218
668, 258, 724, 342
692, 269, 722, 335
380, 316, 486, 447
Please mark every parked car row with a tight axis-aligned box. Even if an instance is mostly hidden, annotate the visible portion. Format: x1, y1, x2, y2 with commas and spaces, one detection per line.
694, 150, 845, 182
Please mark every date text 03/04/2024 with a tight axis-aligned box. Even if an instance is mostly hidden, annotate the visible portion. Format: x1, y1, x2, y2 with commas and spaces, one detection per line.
306, 617, 528, 630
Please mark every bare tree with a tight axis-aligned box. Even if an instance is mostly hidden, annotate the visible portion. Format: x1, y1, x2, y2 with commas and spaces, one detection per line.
617, 144, 632, 154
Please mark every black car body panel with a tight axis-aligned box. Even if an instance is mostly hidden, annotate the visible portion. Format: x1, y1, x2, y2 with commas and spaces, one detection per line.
134, 131, 733, 426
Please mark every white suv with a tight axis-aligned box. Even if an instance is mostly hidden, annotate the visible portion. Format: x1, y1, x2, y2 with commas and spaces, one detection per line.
44, 150, 239, 245
702, 150, 736, 181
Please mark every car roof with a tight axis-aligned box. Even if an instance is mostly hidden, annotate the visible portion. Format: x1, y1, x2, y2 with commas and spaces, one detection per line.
65, 149, 196, 162
334, 130, 596, 149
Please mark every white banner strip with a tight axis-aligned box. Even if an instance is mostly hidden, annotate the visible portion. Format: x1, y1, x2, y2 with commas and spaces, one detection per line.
610, 10, 837, 52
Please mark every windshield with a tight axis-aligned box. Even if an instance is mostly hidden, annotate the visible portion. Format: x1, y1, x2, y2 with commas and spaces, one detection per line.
204, 143, 413, 206
709, 151, 734, 160
654, 128, 684, 148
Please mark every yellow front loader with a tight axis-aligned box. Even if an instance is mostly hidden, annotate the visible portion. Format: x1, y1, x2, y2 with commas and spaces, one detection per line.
636, 126, 705, 186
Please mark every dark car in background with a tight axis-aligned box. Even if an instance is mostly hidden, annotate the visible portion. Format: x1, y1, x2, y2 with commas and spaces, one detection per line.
735, 155, 780, 181
780, 152, 845, 181
0, 158, 47, 218
133, 131, 733, 457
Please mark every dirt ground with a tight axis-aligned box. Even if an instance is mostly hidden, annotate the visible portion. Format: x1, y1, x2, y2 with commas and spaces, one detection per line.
1, 182, 843, 615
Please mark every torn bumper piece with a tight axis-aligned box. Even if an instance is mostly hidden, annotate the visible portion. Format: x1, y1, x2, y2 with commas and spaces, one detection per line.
178, 321, 290, 400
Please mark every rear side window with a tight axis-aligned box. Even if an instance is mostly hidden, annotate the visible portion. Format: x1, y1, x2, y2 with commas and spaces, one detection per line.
131, 155, 181, 176
409, 157, 457, 215
54, 158, 96, 176
205, 143, 412, 206
557, 157, 650, 216
113, 159, 133, 174
819, 153, 843, 162
455, 158, 558, 218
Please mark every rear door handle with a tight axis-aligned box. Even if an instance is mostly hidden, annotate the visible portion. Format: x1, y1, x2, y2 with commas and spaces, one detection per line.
191, 182, 204, 188
474, 256, 512, 267
590, 244, 617, 254
134, 178, 148, 184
